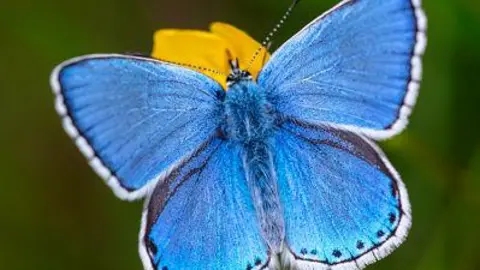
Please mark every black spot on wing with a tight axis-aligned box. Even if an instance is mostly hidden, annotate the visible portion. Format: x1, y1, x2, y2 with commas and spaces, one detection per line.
389, 212, 397, 224
147, 239, 158, 256
356, 240, 365, 250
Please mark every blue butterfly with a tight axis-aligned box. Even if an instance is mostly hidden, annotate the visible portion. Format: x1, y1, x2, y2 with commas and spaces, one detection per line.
50, 0, 427, 269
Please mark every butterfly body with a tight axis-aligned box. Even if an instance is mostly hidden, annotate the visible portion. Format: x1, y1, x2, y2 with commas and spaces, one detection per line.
51, 0, 427, 269
223, 77, 285, 252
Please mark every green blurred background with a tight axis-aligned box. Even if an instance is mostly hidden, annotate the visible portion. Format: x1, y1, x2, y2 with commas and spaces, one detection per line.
1, 0, 479, 269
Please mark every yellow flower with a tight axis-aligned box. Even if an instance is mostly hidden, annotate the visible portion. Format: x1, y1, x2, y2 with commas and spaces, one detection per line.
151, 22, 270, 89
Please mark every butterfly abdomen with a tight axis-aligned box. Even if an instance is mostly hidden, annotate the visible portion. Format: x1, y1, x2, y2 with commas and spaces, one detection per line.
243, 140, 285, 252
223, 80, 285, 251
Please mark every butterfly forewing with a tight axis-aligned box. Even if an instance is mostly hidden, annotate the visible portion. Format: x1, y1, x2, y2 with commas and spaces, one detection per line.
52, 54, 223, 200
259, 0, 426, 140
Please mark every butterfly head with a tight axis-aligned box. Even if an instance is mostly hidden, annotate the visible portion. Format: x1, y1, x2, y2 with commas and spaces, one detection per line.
226, 58, 252, 88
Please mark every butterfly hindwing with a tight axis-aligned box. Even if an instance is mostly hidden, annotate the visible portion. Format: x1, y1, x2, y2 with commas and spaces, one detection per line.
140, 139, 270, 270
273, 119, 411, 269
51, 54, 223, 200
259, 0, 426, 139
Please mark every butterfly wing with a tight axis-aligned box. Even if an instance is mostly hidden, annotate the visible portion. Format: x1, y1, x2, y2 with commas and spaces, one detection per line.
51, 54, 223, 200
140, 139, 270, 270
273, 119, 410, 269
259, 0, 427, 139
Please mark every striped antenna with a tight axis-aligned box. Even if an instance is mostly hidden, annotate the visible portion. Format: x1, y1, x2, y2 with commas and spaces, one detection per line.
246, 0, 302, 71
174, 61, 227, 77
155, 56, 227, 77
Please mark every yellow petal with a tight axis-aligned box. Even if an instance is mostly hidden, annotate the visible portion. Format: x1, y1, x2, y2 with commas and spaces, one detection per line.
151, 23, 270, 89
151, 29, 229, 87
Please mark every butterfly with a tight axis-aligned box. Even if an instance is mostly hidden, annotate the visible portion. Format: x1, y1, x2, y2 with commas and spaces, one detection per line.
50, 0, 427, 269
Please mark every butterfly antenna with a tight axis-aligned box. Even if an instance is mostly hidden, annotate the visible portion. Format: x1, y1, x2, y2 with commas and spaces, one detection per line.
246, 0, 302, 71
155, 57, 227, 77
